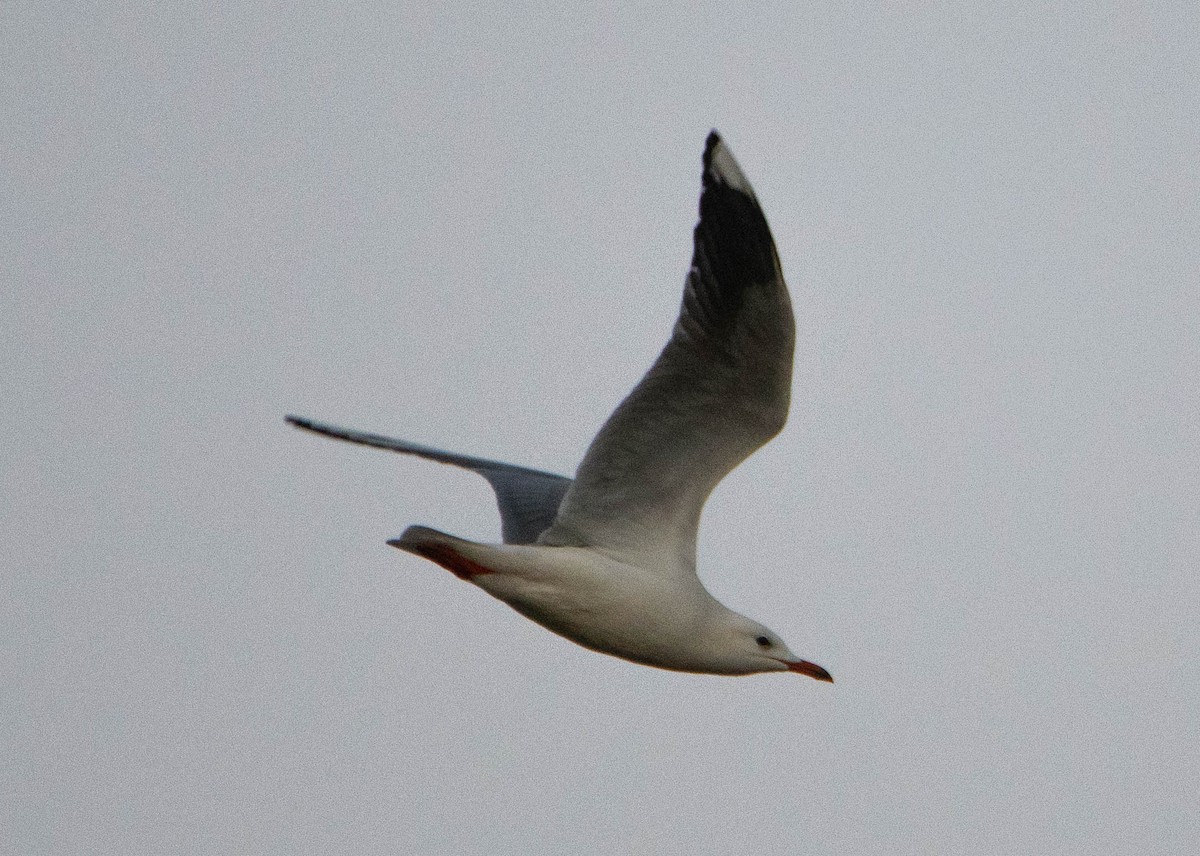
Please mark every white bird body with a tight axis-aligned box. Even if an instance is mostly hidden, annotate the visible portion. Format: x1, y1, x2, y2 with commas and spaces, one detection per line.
396, 526, 766, 676
289, 132, 832, 682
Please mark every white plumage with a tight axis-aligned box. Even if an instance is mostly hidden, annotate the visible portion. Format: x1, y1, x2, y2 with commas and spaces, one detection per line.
288, 132, 831, 681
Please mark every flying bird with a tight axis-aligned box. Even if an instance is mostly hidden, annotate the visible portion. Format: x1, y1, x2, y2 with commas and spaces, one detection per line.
287, 132, 831, 681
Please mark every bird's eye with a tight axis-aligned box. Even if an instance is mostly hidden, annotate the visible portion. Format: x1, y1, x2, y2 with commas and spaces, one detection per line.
755, 636, 772, 648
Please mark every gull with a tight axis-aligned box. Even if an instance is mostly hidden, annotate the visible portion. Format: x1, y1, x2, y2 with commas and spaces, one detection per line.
287, 132, 832, 681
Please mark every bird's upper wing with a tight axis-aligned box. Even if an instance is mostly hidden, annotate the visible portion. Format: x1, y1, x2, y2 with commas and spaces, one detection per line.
537, 132, 794, 573
285, 415, 572, 545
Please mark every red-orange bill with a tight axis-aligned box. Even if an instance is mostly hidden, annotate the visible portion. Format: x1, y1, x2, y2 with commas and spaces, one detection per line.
786, 660, 834, 682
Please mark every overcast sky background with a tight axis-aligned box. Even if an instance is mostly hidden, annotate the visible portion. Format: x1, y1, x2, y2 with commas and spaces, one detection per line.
5, 2, 1198, 853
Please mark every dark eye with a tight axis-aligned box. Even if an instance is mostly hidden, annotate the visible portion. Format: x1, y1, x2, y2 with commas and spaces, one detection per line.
755, 636, 772, 648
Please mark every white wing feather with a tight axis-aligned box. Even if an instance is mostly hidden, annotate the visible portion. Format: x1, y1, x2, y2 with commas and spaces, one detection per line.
538, 133, 794, 573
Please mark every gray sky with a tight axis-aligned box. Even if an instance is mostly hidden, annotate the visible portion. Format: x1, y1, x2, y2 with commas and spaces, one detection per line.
5, 2, 1198, 853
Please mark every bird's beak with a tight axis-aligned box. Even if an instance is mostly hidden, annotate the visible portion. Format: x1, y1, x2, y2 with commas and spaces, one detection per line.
784, 659, 834, 682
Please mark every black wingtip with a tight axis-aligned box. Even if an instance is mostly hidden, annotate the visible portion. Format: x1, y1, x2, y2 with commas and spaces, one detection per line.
286, 415, 332, 438
702, 130, 724, 177
691, 130, 777, 297
700, 130, 758, 201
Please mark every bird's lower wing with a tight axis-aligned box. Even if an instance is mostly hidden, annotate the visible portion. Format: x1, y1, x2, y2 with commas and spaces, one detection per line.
285, 415, 572, 545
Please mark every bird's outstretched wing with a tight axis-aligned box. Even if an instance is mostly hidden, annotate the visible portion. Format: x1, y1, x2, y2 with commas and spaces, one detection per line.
538, 132, 794, 573
285, 415, 572, 545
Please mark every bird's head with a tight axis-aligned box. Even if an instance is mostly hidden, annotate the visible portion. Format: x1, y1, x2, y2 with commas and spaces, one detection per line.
710, 612, 833, 681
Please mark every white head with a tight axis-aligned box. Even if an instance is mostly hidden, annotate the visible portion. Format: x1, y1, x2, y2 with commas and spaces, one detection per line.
705, 611, 833, 681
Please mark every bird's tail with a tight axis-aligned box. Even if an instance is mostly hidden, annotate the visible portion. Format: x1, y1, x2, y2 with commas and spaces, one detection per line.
387, 526, 496, 581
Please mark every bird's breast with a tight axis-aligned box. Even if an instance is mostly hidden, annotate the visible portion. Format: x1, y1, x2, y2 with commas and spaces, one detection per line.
470, 545, 710, 668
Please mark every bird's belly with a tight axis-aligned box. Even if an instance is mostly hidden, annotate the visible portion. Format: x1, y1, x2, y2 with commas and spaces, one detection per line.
477, 565, 703, 670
